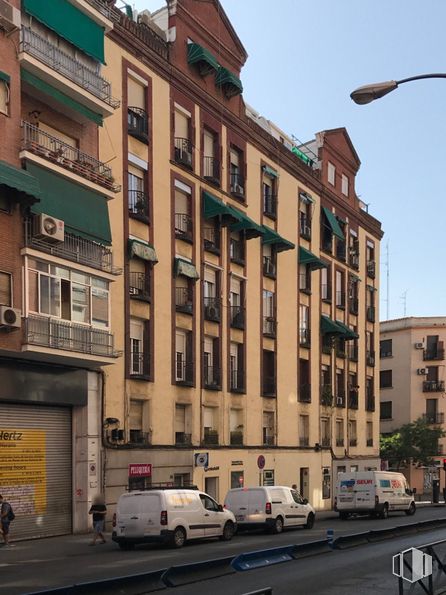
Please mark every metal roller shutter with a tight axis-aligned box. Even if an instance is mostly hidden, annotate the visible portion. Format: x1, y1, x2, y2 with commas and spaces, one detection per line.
0, 404, 72, 539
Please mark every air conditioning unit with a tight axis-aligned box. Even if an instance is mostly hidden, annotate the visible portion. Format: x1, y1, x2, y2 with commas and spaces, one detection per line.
0, 306, 21, 329
35, 214, 64, 243
205, 305, 219, 320
178, 149, 192, 167
0, 0, 20, 33
417, 368, 428, 375
414, 342, 424, 349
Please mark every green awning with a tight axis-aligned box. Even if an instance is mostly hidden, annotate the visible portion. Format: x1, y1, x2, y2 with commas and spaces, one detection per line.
292, 146, 314, 167
299, 191, 314, 204
187, 43, 219, 75
230, 209, 263, 239
263, 165, 278, 179
0, 71, 10, 83
28, 163, 111, 245
23, 0, 105, 63
174, 258, 199, 279
322, 207, 344, 241
202, 191, 240, 224
21, 69, 103, 126
261, 225, 295, 253
321, 315, 344, 336
128, 239, 158, 262
215, 66, 243, 98
299, 246, 326, 270
335, 320, 359, 340
0, 160, 41, 203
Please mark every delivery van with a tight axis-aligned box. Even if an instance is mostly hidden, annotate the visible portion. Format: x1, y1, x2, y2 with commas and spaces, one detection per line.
334, 471, 416, 519
112, 488, 236, 549
224, 486, 315, 534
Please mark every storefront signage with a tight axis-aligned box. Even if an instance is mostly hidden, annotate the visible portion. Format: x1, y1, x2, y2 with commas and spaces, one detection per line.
231, 460, 243, 466
194, 452, 209, 467
257, 455, 265, 469
128, 464, 152, 478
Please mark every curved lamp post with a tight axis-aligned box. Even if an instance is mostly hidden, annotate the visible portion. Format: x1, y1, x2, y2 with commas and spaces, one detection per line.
350, 74, 446, 105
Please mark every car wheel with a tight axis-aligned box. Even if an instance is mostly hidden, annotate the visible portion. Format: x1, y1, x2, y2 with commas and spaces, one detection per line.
118, 541, 134, 550
220, 521, 235, 541
405, 502, 416, 516
171, 526, 186, 548
379, 504, 389, 519
304, 512, 315, 529
272, 516, 284, 534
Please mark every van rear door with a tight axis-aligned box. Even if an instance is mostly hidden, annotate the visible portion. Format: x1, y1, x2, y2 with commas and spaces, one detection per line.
353, 476, 374, 510
247, 489, 266, 523
117, 492, 160, 538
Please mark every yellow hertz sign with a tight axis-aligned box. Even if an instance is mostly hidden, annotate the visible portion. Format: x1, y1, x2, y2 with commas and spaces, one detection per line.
0, 429, 46, 514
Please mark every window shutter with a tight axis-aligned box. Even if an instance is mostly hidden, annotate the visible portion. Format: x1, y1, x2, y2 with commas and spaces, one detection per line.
0, 272, 11, 306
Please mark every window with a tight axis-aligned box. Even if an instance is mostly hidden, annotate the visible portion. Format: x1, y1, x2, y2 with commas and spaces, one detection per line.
299, 193, 312, 239
203, 406, 218, 444
366, 240, 375, 278
263, 290, 275, 336
175, 404, 191, 445
262, 350, 276, 396
130, 319, 149, 377
174, 184, 192, 241
230, 408, 243, 445
426, 399, 438, 424
174, 106, 192, 167
380, 401, 392, 420
348, 419, 357, 446
263, 411, 275, 445
203, 267, 220, 321
129, 399, 149, 444
229, 146, 244, 198
366, 421, 373, 447
203, 128, 219, 183
230, 342, 244, 392
336, 369, 345, 405
299, 415, 309, 446
366, 286, 375, 322
200, 493, 219, 511
349, 276, 359, 315
127, 77, 148, 143
0, 77, 10, 116
0, 272, 11, 306
341, 174, 349, 196
175, 329, 193, 384
299, 359, 311, 402
128, 164, 148, 221
349, 230, 359, 269
328, 162, 336, 186
336, 419, 344, 447
263, 243, 276, 278
203, 217, 220, 253
380, 370, 392, 388
321, 263, 331, 301
129, 258, 151, 302
175, 275, 193, 314
320, 417, 330, 446
229, 276, 244, 329
299, 263, 311, 293
262, 166, 277, 218
230, 231, 245, 264
204, 336, 220, 389
335, 270, 345, 308
299, 304, 310, 346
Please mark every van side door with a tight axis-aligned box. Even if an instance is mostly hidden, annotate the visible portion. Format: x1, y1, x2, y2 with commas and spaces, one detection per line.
199, 494, 224, 536
290, 489, 308, 526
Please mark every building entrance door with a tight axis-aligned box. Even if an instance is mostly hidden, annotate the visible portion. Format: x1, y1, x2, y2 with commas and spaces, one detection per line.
205, 476, 218, 501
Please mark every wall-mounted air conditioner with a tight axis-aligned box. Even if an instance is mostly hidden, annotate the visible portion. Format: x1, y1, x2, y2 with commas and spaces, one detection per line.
0, 306, 21, 329
417, 368, 428, 375
414, 342, 424, 350
0, 0, 20, 33
35, 214, 65, 244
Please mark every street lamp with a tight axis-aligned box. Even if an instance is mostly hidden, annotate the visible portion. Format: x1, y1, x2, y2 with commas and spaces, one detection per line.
350, 73, 446, 105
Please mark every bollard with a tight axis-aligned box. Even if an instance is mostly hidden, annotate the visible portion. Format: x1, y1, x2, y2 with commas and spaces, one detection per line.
326, 528, 334, 548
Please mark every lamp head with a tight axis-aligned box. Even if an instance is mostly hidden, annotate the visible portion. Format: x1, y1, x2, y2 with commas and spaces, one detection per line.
350, 80, 398, 105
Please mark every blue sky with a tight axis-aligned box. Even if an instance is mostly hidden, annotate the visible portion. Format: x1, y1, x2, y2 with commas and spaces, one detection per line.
131, 0, 446, 321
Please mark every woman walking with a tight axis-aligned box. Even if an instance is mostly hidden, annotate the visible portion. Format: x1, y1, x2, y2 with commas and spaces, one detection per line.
88, 494, 107, 545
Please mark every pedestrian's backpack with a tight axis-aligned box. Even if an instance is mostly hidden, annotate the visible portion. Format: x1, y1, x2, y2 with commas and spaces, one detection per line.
7, 506, 15, 521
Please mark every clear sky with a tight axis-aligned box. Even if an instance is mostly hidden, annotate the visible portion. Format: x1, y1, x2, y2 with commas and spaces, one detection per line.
131, 0, 446, 321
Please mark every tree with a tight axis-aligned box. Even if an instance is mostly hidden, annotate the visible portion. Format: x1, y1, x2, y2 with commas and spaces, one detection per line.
380, 417, 445, 470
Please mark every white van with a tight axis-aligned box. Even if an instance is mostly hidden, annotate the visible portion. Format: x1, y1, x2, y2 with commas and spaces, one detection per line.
335, 471, 416, 519
224, 486, 315, 534
112, 488, 236, 549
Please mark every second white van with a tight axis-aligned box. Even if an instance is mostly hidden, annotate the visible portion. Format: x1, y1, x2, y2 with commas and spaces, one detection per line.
224, 486, 315, 534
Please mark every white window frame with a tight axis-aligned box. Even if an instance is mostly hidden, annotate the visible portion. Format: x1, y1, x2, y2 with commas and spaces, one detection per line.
341, 174, 349, 196
328, 162, 336, 186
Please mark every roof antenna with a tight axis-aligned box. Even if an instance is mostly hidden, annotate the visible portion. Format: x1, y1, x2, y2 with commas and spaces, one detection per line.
400, 289, 408, 317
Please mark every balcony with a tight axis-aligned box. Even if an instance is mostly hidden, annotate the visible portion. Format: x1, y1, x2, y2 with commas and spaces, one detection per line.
130, 350, 150, 378
203, 156, 220, 185
298, 383, 311, 403
128, 190, 149, 222
336, 241, 347, 262
366, 306, 376, 323
423, 380, 445, 393
24, 217, 119, 275
20, 27, 119, 116
336, 340, 346, 359
263, 316, 277, 338
263, 256, 276, 278
322, 336, 333, 355
424, 347, 445, 361
367, 260, 376, 279
335, 291, 346, 309
174, 137, 193, 168
348, 344, 359, 362
203, 430, 219, 446
320, 384, 333, 407
176, 361, 194, 386
129, 272, 150, 302
299, 328, 311, 347
262, 376, 276, 397
263, 435, 275, 446
203, 297, 221, 322
349, 438, 358, 447
299, 437, 310, 447
366, 395, 376, 412
204, 366, 221, 390
321, 437, 331, 447
129, 430, 151, 445
322, 233, 333, 254
175, 432, 192, 446
263, 193, 277, 219
321, 284, 331, 303
128, 107, 149, 144
366, 438, 374, 447
230, 238, 245, 264
175, 213, 193, 242
230, 305, 245, 329
203, 226, 220, 253
21, 122, 119, 194
349, 298, 359, 316
25, 315, 118, 359
230, 431, 244, 446
336, 392, 346, 407
175, 287, 193, 314
230, 369, 245, 393
336, 438, 345, 447
348, 390, 359, 409
230, 172, 245, 199
299, 215, 311, 240
366, 350, 375, 367
350, 251, 360, 270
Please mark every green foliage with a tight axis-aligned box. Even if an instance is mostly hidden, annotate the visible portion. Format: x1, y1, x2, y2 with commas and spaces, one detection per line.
380, 417, 445, 470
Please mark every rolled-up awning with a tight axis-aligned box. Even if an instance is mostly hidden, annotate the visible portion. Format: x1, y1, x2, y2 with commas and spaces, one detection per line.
128, 239, 158, 262
187, 43, 219, 75
174, 257, 199, 279
0, 160, 41, 203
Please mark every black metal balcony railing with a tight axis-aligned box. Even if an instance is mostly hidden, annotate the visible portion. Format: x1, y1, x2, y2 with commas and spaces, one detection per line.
348, 343, 359, 362
299, 328, 311, 347
175, 287, 193, 314
320, 385, 333, 407
263, 435, 275, 446
128, 107, 149, 143
175, 432, 192, 446
230, 368, 245, 392
366, 350, 375, 367
203, 430, 219, 445
349, 438, 358, 447
299, 437, 310, 447
299, 215, 311, 240
348, 390, 359, 409
24, 217, 119, 275
366, 438, 373, 447
230, 431, 243, 446
230, 238, 245, 264
204, 365, 221, 389
263, 193, 277, 218
230, 305, 245, 329
423, 380, 445, 393
262, 376, 276, 397
128, 190, 149, 221
366, 395, 376, 411
424, 347, 445, 361
203, 156, 220, 184
175, 213, 193, 241
263, 316, 277, 338
367, 260, 376, 278
21, 27, 119, 108
350, 251, 360, 270
21, 122, 119, 192
298, 383, 311, 403
230, 172, 245, 198
203, 297, 221, 322
129, 430, 151, 445
203, 226, 220, 252
336, 291, 346, 309
176, 361, 194, 385
366, 306, 376, 323
174, 137, 193, 168
263, 256, 276, 278
129, 272, 150, 302
322, 336, 333, 355
336, 438, 345, 447
349, 297, 359, 315
25, 315, 118, 357
130, 350, 149, 377
336, 241, 347, 262
321, 437, 331, 447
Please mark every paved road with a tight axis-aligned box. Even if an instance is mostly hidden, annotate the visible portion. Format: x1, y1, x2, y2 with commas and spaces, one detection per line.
1, 506, 446, 594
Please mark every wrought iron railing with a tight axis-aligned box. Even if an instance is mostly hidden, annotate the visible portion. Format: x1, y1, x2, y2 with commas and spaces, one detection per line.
350, 250, 360, 269
129, 272, 150, 301
230, 172, 245, 197
348, 343, 359, 361
335, 291, 346, 308
175, 213, 193, 240
175, 361, 194, 385
349, 297, 359, 315
262, 376, 276, 397
423, 381, 445, 393
263, 316, 277, 337
230, 305, 245, 329
336, 241, 347, 261
203, 430, 219, 445
230, 238, 245, 263
128, 107, 149, 143
348, 390, 359, 409
367, 260, 376, 278
174, 137, 193, 168
299, 214, 311, 240
263, 435, 275, 446
366, 306, 376, 323
128, 190, 149, 221
230, 431, 243, 446
203, 225, 220, 252
263, 256, 276, 277
366, 350, 375, 367
203, 297, 221, 321
320, 385, 333, 406
349, 438, 357, 447
130, 350, 149, 376
424, 347, 445, 361
175, 432, 192, 446
175, 287, 193, 314
204, 365, 221, 389
336, 438, 345, 447
203, 156, 220, 183
366, 395, 376, 411
263, 193, 277, 218
20, 27, 119, 108
299, 437, 310, 447
321, 437, 331, 447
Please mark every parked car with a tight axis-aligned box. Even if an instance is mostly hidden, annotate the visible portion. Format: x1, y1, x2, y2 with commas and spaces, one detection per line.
334, 471, 416, 519
224, 486, 315, 534
112, 488, 236, 549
